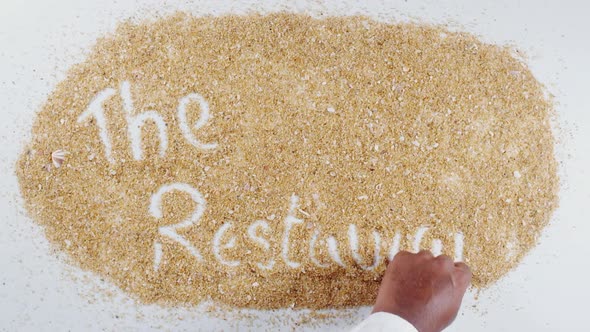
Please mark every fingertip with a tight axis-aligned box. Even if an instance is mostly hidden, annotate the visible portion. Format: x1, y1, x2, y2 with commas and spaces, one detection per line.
453, 262, 473, 288
454, 261, 472, 275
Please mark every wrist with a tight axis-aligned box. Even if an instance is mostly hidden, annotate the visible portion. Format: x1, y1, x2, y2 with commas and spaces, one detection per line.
373, 306, 423, 332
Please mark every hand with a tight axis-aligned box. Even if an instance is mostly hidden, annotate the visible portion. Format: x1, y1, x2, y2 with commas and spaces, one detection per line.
372, 250, 472, 332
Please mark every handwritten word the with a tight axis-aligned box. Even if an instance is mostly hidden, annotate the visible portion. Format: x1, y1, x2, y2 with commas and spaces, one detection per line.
77, 81, 217, 163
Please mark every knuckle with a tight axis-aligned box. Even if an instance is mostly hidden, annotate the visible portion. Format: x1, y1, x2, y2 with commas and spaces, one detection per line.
455, 262, 472, 273
417, 250, 433, 258
392, 250, 411, 261
395, 250, 412, 257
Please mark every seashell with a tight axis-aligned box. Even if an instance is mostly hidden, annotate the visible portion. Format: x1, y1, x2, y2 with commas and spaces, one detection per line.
51, 150, 69, 168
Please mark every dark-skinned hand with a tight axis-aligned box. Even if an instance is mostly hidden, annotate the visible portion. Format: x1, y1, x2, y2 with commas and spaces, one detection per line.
372, 250, 472, 332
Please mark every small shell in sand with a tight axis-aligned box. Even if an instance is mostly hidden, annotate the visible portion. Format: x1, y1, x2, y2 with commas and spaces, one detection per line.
51, 150, 69, 168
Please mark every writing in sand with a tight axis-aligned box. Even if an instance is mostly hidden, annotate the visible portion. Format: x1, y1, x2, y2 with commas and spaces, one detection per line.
18, 14, 559, 308
78, 81, 465, 271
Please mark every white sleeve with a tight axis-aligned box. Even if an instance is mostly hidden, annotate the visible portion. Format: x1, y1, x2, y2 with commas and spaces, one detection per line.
350, 312, 418, 332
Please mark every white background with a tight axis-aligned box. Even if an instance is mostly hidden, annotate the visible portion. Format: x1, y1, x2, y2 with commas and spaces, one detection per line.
1, 0, 589, 331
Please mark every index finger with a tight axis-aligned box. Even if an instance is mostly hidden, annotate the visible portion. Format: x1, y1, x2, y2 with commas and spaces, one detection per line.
452, 262, 472, 291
